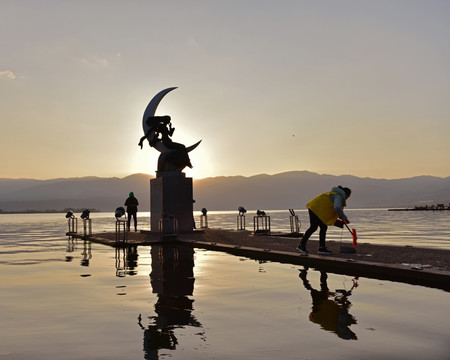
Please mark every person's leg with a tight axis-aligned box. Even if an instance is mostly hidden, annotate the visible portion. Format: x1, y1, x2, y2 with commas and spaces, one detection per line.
133, 212, 137, 231
318, 222, 328, 248
301, 209, 321, 246
319, 271, 328, 291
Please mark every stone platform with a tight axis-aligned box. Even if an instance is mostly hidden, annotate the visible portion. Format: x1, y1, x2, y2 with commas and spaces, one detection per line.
68, 228, 450, 292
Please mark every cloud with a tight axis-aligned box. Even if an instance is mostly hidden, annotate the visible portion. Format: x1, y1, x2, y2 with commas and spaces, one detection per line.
80, 56, 110, 68
0, 71, 16, 80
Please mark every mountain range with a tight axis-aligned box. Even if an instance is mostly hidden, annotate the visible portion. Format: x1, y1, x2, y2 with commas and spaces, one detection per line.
0, 171, 449, 212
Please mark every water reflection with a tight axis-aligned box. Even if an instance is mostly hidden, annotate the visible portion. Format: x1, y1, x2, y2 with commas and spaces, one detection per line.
65, 236, 77, 262
115, 246, 139, 277
138, 245, 204, 359
299, 268, 358, 340
81, 240, 92, 267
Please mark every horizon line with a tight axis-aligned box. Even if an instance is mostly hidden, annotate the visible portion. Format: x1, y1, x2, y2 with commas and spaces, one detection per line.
1, 170, 449, 182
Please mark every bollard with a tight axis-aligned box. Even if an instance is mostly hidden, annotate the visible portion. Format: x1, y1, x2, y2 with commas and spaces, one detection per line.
82, 218, 92, 237
253, 215, 270, 235
237, 206, 247, 230
114, 207, 127, 243
237, 214, 246, 230
80, 209, 91, 237
289, 215, 301, 234
200, 214, 208, 228
68, 216, 78, 234
65, 210, 77, 234
115, 219, 127, 243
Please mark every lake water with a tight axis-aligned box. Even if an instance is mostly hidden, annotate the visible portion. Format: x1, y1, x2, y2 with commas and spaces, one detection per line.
1, 210, 449, 359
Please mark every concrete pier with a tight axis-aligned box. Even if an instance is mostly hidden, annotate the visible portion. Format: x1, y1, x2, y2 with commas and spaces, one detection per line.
67, 228, 450, 292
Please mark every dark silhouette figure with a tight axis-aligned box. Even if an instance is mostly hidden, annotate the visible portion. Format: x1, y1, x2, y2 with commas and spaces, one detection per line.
139, 115, 194, 172
124, 192, 139, 231
299, 268, 358, 340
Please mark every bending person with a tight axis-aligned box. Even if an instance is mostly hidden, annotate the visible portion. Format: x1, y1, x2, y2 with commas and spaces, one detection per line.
297, 186, 351, 255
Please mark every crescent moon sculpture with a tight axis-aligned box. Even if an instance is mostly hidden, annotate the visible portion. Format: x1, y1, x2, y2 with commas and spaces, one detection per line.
142, 87, 177, 135
139, 87, 201, 173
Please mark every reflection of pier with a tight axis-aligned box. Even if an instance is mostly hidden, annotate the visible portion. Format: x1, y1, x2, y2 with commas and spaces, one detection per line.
138, 245, 204, 359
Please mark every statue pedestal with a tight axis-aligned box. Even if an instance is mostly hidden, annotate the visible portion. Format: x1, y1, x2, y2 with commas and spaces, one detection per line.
150, 172, 194, 233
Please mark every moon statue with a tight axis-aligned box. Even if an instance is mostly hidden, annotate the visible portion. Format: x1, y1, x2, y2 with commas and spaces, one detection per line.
140, 87, 201, 173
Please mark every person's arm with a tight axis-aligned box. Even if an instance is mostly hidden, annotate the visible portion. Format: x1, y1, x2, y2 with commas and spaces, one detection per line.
138, 135, 147, 149
333, 194, 348, 221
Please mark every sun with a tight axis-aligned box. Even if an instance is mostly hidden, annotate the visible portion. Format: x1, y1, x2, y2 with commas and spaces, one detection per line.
184, 151, 216, 180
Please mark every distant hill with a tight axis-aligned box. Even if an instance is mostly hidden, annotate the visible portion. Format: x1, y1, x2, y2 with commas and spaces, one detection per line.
0, 174, 153, 212
193, 171, 450, 210
0, 171, 449, 212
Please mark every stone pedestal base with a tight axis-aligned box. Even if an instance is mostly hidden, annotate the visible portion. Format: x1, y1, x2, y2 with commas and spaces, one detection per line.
150, 172, 194, 233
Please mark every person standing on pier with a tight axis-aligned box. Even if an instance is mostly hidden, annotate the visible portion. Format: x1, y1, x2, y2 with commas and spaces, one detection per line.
297, 186, 351, 255
125, 192, 139, 232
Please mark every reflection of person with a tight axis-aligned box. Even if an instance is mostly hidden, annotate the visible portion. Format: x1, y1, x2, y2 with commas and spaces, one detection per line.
124, 192, 139, 231
297, 186, 351, 255
299, 268, 358, 340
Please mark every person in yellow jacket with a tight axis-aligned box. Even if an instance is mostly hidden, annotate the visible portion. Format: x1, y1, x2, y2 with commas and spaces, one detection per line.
297, 186, 352, 255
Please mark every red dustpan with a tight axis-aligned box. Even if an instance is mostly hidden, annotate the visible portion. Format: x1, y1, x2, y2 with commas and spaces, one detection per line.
340, 224, 358, 254
345, 224, 358, 247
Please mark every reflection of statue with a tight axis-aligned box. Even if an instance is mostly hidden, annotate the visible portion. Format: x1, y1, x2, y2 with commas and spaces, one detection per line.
140, 87, 201, 173
138, 245, 204, 359
299, 268, 358, 340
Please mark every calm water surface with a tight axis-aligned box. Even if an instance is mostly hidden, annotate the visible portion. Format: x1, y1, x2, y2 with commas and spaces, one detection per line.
0, 211, 449, 359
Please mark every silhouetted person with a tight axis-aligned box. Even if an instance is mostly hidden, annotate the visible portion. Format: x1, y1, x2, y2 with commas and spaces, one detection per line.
124, 192, 139, 231
299, 268, 358, 340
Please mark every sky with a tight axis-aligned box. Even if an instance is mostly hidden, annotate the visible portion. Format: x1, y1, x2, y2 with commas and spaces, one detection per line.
1, 0, 450, 181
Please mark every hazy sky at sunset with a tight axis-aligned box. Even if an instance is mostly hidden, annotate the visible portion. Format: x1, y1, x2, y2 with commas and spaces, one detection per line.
1, 0, 449, 180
